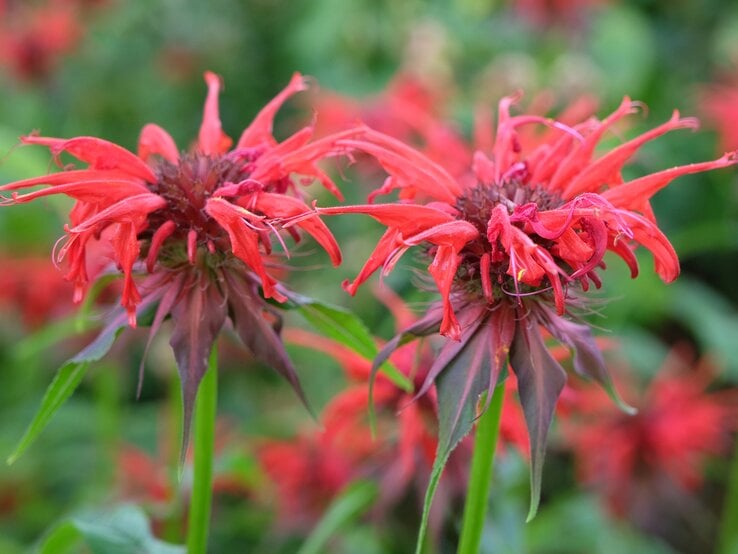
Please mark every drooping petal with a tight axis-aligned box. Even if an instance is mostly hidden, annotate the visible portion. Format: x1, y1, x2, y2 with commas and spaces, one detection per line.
67, 193, 166, 234
138, 123, 179, 164
619, 211, 680, 283
252, 192, 341, 266
111, 220, 142, 326
198, 71, 233, 155
205, 197, 285, 302
22, 135, 158, 182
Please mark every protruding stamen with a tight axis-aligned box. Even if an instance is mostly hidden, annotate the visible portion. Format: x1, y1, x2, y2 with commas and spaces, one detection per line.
187, 229, 198, 264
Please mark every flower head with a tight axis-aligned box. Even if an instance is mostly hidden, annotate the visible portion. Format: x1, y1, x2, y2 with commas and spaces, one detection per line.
319, 94, 738, 516
1, 71, 361, 451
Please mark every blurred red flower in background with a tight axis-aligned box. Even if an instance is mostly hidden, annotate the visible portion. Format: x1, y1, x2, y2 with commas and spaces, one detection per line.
513, 0, 609, 29
563, 348, 738, 518
0, 254, 75, 328
0, 0, 89, 83
699, 77, 738, 154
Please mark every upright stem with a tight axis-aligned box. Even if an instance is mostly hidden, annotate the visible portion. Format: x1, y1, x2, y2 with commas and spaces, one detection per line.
457, 383, 506, 554
186, 347, 218, 554
717, 438, 738, 554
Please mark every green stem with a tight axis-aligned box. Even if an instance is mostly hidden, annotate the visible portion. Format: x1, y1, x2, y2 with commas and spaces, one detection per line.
456, 383, 506, 554
717, 438, 738, 554
186, 347, 218, 554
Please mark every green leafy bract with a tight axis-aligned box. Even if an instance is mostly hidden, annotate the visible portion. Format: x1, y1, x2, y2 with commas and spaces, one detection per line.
284, 290, 413, 392
37, 504, 185, 554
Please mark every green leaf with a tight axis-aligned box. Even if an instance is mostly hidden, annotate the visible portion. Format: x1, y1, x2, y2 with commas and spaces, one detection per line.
297, 481, 378, 554
285, 291, 413, 392
36, 504, 185, 554
7, 310, 128, 465
415, 316, 497, 554
37, 522, 82, 554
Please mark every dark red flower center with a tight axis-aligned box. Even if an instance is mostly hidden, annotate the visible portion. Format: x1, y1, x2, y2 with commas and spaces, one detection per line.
449, 180, 563, 302
146, 153, 243, 241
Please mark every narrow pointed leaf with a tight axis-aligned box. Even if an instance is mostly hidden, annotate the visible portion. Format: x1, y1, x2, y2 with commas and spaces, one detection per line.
7, 300, 152, 464
169, 278, 227, 462
369, 306, 444, 431
296, 481, 378, 554
226, 275, 313, 416
541, 308, 635, 414
510, 320, 567, 521
415, 310, 512, 554
38, 504, 185, 554
284, 290, 412, 392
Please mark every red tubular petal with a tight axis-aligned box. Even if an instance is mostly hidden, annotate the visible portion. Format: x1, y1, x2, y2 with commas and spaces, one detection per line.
602, 151, 738, 210
205, 198, 286, 302
5, 179, 149, 205
21, 135, 158, 183
0, 169, 143, 193
138, 123, 179, 164
198, 71, 233, 155
236, 72, 308, 149
253, 192, 342, 266
428, 244, 463, 340
68, 193, 166, 233
619, 211, 680, 283
111, 221, 142, 326
187, 229, 197, 264
339, 135, 461, 203
342, 228, 400, 296
547, 97, 636, 194
563, 111, 699, 198
480, 252, 493, 302
146, 220, 176, 273
319, 203, 455, 233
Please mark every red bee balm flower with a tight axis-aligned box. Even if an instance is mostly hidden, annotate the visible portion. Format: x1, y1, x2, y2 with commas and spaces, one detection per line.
320, 95, 738, 516
0, 72, 361, 448
563, 350, 738, 521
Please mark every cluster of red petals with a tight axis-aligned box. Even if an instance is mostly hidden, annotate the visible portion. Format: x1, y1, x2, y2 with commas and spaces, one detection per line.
0, 71, 359, 326
562, 350, 738, 515
0, 0, 92, 83
321, 96, 738, 340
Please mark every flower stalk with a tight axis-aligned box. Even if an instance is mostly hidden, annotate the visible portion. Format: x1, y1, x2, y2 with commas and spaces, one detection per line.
457, 382, 506, 554
186, 346, 218, 554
